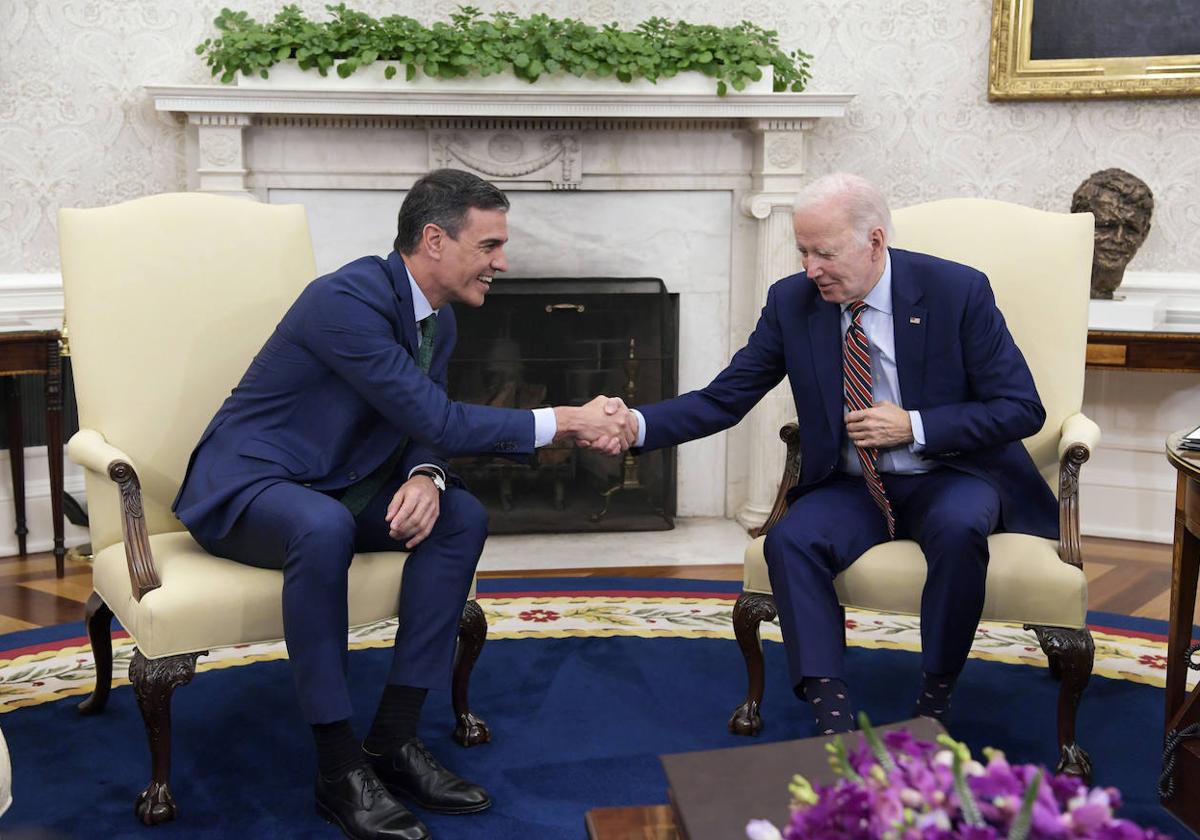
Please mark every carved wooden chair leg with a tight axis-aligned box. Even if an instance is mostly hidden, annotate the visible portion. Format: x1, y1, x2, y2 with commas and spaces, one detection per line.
128, 649, 201, 826
452, 599, 490, 747
1030, 624, 1094, 781
729, 592, 778, 735
77, 592, 114, 715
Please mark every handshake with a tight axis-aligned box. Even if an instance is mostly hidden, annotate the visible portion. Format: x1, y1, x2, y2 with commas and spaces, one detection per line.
552, 395, 639, 456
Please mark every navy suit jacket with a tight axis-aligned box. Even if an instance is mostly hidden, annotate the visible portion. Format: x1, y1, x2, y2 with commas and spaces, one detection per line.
174, 251, 534, 545
639, 247, 1058, 539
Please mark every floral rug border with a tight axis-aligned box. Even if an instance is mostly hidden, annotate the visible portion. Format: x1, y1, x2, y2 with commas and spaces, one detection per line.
0, 595, 1175, 713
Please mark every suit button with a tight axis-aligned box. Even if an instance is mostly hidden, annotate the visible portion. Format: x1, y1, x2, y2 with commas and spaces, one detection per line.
348, 472, 358, 480
302, 482, 312, 488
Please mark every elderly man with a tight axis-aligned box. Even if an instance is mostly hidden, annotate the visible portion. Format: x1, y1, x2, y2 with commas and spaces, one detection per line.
174, 169, 634, 840
626, 173, 1056, 735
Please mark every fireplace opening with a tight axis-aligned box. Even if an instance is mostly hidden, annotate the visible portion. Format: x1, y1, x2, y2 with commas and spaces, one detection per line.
448, 278, 678, 534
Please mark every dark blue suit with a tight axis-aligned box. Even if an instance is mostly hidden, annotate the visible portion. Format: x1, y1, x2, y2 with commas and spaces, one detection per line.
174, 251, 533, 722
639, 248, 1057, 685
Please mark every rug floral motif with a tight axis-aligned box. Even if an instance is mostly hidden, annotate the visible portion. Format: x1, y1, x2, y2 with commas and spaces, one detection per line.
0, 593, 1180, 713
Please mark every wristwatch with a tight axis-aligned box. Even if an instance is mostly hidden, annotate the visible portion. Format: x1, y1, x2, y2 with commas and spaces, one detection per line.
411, 467, 446, 493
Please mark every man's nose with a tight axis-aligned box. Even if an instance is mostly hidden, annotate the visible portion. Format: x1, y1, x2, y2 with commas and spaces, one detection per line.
492, 249, 508, 272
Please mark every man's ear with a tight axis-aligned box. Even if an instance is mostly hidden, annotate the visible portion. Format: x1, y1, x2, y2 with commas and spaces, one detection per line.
869, 226, 887, 260
422, 223, 445, 260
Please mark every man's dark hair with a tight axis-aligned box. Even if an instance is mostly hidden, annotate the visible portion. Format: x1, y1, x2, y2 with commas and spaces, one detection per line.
395, 169, 510, 255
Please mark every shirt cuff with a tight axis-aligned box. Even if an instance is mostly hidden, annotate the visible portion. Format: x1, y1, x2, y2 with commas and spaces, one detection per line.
908, 410, 926, 451
532, 407, 557, 448
632, 409, 647, 448
407, 463, 445, 482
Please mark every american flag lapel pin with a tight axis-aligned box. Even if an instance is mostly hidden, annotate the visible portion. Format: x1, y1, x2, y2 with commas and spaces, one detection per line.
909, 316, 922, 325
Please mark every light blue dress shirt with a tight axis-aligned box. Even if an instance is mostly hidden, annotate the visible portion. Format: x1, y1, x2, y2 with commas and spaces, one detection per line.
631, 251, 932, 476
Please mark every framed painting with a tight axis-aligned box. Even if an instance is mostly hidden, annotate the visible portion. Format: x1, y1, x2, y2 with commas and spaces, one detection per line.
989, 0, 1200, 100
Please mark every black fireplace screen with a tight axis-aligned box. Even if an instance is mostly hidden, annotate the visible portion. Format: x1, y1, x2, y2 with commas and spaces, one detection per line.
448, 278, 678, 533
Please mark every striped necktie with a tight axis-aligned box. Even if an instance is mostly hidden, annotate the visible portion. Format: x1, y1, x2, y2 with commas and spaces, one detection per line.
339, 313, 438, 516
843, 301, 895, 538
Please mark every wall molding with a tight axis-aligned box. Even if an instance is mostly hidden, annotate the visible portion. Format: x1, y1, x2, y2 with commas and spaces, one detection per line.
0, 273, 66, 332
1117, 270, 1200, 327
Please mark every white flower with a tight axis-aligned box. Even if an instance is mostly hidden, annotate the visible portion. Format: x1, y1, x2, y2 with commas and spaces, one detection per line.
745, 819, 784, 840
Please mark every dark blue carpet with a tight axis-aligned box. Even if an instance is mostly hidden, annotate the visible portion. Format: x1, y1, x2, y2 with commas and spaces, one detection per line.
0, 579, 1191, 839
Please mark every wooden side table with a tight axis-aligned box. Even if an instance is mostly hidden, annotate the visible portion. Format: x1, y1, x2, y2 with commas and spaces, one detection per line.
0, 331, 65, 577
1087, 330, 1200, 372
1161, 431, 1200, 831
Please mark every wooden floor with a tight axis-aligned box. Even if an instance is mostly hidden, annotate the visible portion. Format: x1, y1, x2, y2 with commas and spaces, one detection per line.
0, 535, 1184, 632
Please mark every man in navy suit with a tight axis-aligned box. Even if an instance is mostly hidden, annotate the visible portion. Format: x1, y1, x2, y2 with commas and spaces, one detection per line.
627, 173, 1057, 736
174, 169, 634, 840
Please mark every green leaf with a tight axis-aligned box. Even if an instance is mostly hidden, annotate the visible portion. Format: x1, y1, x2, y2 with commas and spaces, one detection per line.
384, 64, 397, 79
193, 6, 813, 94
405, 63, 416, 81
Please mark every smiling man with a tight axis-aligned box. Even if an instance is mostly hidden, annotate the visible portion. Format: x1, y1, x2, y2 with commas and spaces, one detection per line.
627, 172, 1056, 738
173, 169, 634, 840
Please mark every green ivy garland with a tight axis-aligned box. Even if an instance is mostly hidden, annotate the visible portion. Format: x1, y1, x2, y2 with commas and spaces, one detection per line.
196, 4, 812, 96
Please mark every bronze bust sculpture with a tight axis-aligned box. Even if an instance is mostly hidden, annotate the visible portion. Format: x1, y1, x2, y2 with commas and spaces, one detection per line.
1070, 168, 1154, 300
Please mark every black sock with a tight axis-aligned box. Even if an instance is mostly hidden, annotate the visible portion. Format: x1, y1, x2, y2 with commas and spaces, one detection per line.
363, 684, 428, 755
313, 719, 364, 780
914, 671, 959, 721
801, 677, 856, 735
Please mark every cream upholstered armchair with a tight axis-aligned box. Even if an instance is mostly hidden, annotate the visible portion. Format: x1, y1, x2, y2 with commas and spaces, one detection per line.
58, 193, 490, 826
729, 199, 1100, 778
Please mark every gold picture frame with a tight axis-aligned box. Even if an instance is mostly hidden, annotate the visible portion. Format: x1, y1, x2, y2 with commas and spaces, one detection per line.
988, 0, 1200, 100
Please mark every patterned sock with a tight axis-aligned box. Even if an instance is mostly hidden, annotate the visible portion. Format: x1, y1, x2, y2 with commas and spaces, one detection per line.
801, 677, 856, 735
313, 719, 364, 780
363, 684, 428, 755
914, 671, 959, 721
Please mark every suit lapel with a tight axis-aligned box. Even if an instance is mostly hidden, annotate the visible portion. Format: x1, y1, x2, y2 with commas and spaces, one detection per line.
808, 303, 844, 442
388, 251, 420, 358
889, 249, 928, 406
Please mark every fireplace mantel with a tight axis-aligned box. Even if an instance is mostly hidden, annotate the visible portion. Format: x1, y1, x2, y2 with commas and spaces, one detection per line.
148, 81, 854, 530
148, 84, 853, 121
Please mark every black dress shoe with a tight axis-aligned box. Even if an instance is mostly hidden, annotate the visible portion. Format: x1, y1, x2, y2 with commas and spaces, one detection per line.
315, 765, 430, 840
366, 738, 492, 814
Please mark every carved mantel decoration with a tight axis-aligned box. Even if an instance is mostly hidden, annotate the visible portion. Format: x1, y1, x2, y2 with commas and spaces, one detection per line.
148, 83, 853, 531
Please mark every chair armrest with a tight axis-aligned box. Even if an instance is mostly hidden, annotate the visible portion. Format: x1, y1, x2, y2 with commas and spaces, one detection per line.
756, 419, 801, 537
1056, 412, 1100, 569
68, 428, 137, 475
66, 429, 161, 601
1058, 413, 1101, 463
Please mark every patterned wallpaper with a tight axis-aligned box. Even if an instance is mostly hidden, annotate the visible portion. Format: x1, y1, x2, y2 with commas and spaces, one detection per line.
2, 0, 1199, 274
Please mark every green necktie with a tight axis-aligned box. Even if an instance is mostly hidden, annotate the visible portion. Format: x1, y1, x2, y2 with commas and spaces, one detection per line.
339, 314, 438, 516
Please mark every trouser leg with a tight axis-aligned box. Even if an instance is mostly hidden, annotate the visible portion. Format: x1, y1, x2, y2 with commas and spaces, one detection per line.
762, 476, 890, 688
202, 482, 358, 724
885, 470, 1001, 676
354, 482, 488, 689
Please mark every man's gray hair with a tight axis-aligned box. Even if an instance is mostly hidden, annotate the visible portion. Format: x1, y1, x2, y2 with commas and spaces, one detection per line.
793, 173, 893, 243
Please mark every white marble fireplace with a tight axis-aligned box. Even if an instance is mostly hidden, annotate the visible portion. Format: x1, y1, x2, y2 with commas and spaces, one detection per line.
148, 83, 853, 538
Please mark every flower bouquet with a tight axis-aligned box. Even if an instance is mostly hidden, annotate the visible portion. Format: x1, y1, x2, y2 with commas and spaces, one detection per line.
747, 715, 1167, 840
